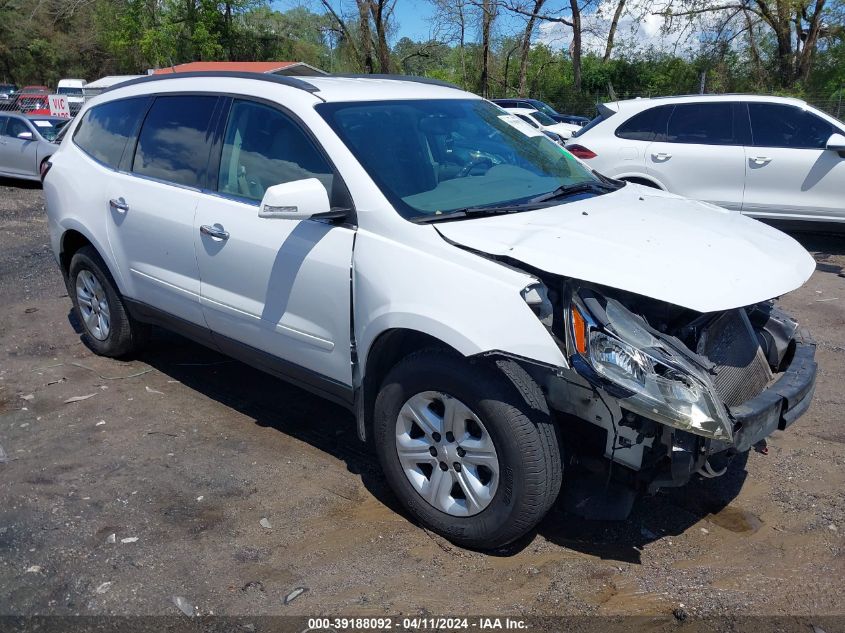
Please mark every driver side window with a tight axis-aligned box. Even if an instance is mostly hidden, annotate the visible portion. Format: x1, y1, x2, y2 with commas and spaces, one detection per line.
217, 100, 334, 203
4, 118, 30, 138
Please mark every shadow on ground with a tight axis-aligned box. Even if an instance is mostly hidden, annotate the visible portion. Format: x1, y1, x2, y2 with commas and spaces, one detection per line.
64, 312, 759, 563
0, 176, 42, 190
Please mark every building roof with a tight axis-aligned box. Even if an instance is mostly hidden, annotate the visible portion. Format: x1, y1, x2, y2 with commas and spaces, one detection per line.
151, 61, 326, 76
86, 75, 146, 89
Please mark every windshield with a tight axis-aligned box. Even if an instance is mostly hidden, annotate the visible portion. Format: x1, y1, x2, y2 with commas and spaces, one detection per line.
317, 99, 603, 221
29, 119, 68, 141
530, 110, 557, 126
58, 87, 84, 96
530, 100, 559, 118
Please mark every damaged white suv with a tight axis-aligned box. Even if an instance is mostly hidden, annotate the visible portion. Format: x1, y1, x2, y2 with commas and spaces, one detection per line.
44, 73, 818, 549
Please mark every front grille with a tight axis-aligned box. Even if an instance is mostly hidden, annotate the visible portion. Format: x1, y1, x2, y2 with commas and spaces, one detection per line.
697, 310, 773, 407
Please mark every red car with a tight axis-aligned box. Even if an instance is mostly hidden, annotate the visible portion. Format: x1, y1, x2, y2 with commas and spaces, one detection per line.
16, 88, 51, 115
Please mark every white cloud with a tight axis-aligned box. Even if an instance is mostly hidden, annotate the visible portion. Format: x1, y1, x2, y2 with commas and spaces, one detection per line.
533, 0, 703, 56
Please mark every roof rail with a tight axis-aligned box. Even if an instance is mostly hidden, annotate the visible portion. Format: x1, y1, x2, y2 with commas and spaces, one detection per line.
103, 70, 321, 94
328, 74, 462, 90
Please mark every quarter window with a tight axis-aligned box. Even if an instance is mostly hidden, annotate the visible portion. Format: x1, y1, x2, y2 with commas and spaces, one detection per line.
615, 106, 672, 142
217, 99, 333, 202
748, 103, 837, 149
73, 97, 149, 168
133, 95, 218, 188
666, 103, 735, 145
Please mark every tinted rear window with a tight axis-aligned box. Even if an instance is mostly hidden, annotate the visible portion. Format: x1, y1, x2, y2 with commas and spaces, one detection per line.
132, 95, 218, 188
616, 105, 672, 141
74, 97, 149, 168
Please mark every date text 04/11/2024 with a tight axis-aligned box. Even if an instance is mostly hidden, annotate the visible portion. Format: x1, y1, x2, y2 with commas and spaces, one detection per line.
306, 617, 529, 630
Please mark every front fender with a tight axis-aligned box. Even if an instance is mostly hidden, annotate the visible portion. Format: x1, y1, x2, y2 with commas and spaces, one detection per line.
353, 229, 568, 371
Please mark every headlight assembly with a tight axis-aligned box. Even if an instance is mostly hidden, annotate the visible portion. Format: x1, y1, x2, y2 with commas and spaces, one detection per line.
567, 291, 732, 441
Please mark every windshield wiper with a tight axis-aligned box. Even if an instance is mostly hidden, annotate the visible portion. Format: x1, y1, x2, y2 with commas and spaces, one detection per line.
413, 204, 539, 224
530, 181, 617, 204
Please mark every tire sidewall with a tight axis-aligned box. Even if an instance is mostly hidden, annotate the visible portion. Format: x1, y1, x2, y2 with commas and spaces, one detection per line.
68, 248, 129, 356
374, 352, 548, 548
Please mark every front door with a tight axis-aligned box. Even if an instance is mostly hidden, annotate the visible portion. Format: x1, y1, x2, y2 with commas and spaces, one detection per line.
646, 101, 747, 210
194, 98, 355, 389
0, 117, 38, 176
742, 102, 845, 222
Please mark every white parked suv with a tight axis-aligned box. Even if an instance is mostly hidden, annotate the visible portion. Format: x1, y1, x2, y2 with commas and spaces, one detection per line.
44, 73, 818, 549
567, 94, 845, 224
503, 106, 581, 140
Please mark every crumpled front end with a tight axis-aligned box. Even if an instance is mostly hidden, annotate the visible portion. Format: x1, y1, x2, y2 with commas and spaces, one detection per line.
515, 279, 817, 519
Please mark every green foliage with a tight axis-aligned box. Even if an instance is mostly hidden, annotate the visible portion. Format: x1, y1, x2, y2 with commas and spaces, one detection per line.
0, 0, 842, 121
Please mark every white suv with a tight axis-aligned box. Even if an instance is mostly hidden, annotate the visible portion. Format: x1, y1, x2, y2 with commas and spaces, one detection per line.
567, 95, 845, 224
44, 73, 818, 549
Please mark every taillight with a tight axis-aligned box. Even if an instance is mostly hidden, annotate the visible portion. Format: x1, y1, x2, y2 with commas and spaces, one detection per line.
565, 144, 597, 159
40, 159, 52, 182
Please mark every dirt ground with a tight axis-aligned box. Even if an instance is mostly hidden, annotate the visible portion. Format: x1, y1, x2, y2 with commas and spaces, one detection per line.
1, 177, 843, 623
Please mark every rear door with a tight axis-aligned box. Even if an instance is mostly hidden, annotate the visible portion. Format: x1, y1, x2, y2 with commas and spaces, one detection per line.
607, 105, 673, 178
742, 102, 845, 221
194, 98, 356, 390
0, 116, 39, 176
646, 102, 748, 210
103, 94, 220, 326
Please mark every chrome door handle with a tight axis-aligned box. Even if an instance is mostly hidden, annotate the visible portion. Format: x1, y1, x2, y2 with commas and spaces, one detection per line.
109, 197, 129, 213
200, 224, 230, 240
652, 152, 672, 160
750, 156, 771, 165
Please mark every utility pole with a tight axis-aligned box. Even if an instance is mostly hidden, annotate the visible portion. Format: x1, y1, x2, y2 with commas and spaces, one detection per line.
699, 71, 706, 94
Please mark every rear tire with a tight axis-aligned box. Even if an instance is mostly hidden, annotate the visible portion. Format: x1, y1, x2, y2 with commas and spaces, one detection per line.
68, 245, 148, 357
373, 349, 562, 549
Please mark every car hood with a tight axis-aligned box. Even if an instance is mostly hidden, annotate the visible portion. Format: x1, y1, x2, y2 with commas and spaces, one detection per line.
548, 123, 580, 137
435, 185, 815, 313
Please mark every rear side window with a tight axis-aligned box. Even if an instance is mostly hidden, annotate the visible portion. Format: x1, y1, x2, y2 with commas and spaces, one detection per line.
73, 97, 149, 168
615, 106, 672, 141
666, 102, 735, 145
748, 103, 837, 149
133, 95, 218, 188
217, 99, 333, 202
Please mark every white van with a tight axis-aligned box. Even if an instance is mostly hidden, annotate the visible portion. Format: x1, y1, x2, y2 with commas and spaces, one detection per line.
42, 73, 818, 549
57, 78, 87, 115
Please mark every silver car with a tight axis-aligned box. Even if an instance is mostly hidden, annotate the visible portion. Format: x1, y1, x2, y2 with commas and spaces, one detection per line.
0, 113, 68, 181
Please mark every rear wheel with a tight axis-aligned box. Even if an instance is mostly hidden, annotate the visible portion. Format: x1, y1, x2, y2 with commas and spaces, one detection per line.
373, 349, 561, 549
68, 246, 148, 357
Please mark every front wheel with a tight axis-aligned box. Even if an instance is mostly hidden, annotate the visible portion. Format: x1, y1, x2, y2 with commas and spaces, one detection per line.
373, 350, 562, 549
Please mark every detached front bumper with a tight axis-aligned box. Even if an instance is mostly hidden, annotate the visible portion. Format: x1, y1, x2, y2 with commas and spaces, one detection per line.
727, 334, 817, 453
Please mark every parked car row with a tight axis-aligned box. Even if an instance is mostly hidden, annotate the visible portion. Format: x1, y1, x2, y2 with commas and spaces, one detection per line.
41, 72, 818, 550
0, 79, 88, 114
0, 113, 68, 180
567, 94, 845, 224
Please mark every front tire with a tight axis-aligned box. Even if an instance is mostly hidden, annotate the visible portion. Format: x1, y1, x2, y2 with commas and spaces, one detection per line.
373, 349, 562, 549
68, 246, 147, 357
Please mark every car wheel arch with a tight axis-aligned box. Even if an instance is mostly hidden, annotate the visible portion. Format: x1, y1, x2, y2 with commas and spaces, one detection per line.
60, 229, 94, 276
358, 328, 462, 443
619, 175, 664, 190
59, 228, 126, 294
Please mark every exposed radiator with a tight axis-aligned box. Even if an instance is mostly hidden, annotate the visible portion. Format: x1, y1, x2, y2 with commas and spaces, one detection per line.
697, 310, 773, 407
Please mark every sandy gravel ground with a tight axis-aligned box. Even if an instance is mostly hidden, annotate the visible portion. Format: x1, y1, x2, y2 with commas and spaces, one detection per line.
0, 178, 843, 623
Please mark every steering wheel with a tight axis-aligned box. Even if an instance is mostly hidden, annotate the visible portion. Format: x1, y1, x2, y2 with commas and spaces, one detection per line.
458, 157, 493, 178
